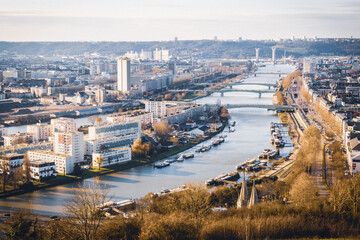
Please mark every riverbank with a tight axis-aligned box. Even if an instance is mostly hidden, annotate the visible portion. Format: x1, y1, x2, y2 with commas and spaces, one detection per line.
0, 121, 227, 199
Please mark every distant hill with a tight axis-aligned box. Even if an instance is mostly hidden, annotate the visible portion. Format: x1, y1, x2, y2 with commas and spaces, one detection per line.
0, 40, 359, 58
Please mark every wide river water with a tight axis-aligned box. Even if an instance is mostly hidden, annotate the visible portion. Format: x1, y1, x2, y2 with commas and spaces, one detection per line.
0, 64, 295, 215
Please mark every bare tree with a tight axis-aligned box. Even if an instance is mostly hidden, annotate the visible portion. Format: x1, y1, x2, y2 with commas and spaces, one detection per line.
153, 120, 172, 144
23, 153, 31, 183
95, 117, 103, 125
0, 162, 10, 192
219, 107, 230, 120
290, 172, 318, 204
13, 137, 27, 145
12, 167, 24, 190
93, 156, 104, 170
65, 183, 111, 240
1, 209, 38, 239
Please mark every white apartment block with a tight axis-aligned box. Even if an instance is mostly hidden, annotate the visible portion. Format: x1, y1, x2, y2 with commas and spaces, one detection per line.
3, 133, 38, 148
153, 104, 205, 125
153, 49, 170, 62
88, 121, 141, 141
28, 160, 57, 180
54, 132, 85, 163
27, 123, 51, 141
50, 117, 77, 134
144, 100, 167, 118
28, 150, 74, 175
117, 57, 131, 92
303, 58, 316, 74
106, 111, 153, 124
0, 141, 53, 156
92, 147, 131, 168
2, 70, 18, 80
166, 105, 186, 116
85, 134, 139, 155
0, 125, 7, 137
0, 154, 24, 172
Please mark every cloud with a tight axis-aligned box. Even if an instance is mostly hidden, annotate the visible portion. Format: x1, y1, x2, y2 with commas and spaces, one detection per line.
0, 1, 359, 41
0, 9, 49, 17
143, 3, 181, 8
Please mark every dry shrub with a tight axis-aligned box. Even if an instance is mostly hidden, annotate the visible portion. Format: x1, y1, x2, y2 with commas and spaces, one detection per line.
139, 213, 200, 240
97, 218, 141, 240
200, 214, 354, 240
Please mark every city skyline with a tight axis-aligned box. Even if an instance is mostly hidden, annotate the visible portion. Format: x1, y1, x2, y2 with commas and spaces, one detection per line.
1, 0, 360, 41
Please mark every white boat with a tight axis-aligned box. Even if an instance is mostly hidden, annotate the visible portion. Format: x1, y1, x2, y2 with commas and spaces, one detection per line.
154, 162, 170, 168
184, 153, 194, 159
176, 155, 184, 162
246, 158, 257, 164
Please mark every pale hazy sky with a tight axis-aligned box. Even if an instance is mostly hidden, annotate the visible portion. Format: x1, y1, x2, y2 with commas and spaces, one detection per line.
1, 0, 360, 41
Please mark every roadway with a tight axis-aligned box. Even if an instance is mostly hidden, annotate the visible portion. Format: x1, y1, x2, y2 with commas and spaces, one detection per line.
288, 77, 336, 196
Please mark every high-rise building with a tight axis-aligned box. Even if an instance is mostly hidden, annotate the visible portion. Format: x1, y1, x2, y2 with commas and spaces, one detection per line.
27, 123, 51, 141
303, 58, 316, 74
140, 50, 153, 60
168, 61, 176, 75
50, 117, 77, 134
255, 48, 260, 62
153, 49, 170, 62
117, 57, 131, 92
272, 47, 276, 64
54, 132, 85, 163
144, 100, 167, 118
95, 88, 106, 103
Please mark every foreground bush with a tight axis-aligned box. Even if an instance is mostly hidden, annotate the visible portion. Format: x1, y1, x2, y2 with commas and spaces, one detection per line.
139, 213, 200, 240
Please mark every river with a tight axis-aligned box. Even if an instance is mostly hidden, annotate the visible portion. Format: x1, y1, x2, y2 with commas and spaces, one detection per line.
0, 64, 296, 215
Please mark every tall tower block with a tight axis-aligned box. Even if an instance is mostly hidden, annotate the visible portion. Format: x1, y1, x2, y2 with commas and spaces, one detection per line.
272, 47, 276, 65
117, 57, 130, 92
255, 48, 260, 62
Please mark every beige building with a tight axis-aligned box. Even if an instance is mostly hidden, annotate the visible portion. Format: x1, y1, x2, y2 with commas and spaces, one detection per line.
27, 123, 51, 141
50, 117, 77, 134
3, 133, 38, 148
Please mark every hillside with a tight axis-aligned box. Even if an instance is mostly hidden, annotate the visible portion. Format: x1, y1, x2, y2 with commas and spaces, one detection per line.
1, 40, 360, 58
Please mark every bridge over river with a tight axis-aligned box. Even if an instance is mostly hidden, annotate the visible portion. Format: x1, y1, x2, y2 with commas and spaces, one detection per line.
169, 88, 275, 97
223, 82, 277, 89
206, 104, 295, 112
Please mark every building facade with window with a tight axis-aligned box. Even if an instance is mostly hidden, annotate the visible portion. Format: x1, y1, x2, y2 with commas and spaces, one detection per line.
29, 160, 57, 180
27, 150, 74, 174
92, 147, 131, 168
